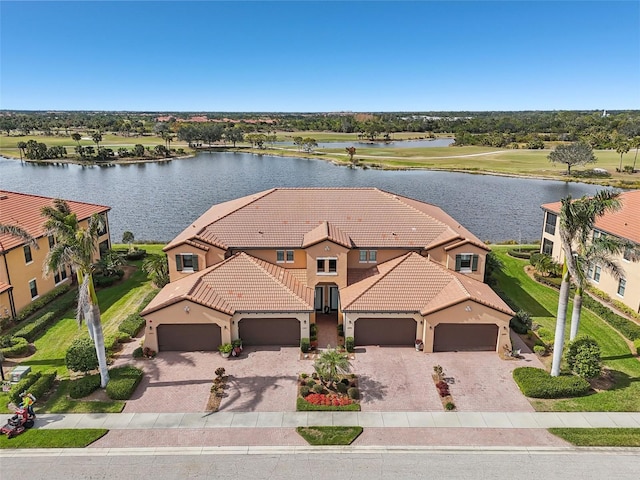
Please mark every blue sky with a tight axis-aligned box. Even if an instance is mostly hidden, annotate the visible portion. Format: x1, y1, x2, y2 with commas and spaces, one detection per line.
1, 1, 639, 111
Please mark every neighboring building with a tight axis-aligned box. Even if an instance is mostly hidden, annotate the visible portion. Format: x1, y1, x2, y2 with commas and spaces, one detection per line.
0, 190, 111, 319
142, 188, 513, 353
540, 190, 640, 314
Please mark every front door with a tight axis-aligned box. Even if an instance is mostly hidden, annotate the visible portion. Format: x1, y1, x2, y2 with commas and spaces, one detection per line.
314, 286, 324, 311
329, 286, 339, 311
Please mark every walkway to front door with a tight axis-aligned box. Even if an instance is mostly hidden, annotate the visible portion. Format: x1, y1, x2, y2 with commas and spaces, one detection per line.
315, 313, 339, 349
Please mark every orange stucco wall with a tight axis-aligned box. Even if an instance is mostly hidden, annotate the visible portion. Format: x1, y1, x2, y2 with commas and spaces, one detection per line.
305, 240, 350, 289
166, 243, 225, 282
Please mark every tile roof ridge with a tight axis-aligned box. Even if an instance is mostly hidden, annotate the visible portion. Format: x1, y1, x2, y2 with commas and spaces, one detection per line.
209, 188, 278, 225
446, 267, 514, 316
342, 252, 413, 308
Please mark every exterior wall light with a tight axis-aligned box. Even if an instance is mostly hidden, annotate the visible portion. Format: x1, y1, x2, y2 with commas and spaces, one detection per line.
465, 306, 472, 312
184, 306, 190, 313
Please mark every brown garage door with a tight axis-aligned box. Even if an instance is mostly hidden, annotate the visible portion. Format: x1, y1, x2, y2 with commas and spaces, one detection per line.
354, 318, 416, 346
433, 324, 498, 352
239, 318, 301, 346
157, 324, 222, 351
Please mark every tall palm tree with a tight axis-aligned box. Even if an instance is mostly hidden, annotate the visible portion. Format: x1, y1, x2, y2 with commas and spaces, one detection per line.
313, 347, 351, 388
551, 190, 620, 376
0, 223, 36, 245
92, 132, 102, 153
569, 236, 625, 341
41, 199, 109, 387
142, 254, 169, 288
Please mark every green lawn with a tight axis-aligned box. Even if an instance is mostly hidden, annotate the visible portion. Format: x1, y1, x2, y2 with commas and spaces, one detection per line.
39, 380, 124, 413
296, 426, 363, 445
0, 429, 107, 448
549, 428, 640, 446
492, 246, 640, 411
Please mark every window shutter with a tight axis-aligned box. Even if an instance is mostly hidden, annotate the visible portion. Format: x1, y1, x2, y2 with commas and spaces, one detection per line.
472, 254, 479, 272
176, 254, 183, 271
455, 255, 462, 271
192, 255, 199, 271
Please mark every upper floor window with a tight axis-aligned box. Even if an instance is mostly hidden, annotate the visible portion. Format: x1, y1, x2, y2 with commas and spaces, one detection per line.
54, 267, 68, 285
545, 213, 557, 235
277, 250, 294, 263
97, 213, 107, 236
29, 279, 38, 299
359, 250, 377, 263
176, 253, 199, 272
48, 235, 55, 249
617, 278, 626, 297
455, 253, 479, 273
593, 265, 601, 283
24, 245, 33, 264
623, 246, 635, 262
593, 229, 602, 241
542, 238, 554, 256
317, 257, 338, 275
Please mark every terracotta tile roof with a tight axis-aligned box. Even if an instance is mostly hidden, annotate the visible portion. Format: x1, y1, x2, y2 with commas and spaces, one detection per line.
0, 190, 110, 253
166, 188, 485, 251
341, 252, 513, 316
0, 281, 12, 294
142, 252, 314, 316
541, 190, 640, 245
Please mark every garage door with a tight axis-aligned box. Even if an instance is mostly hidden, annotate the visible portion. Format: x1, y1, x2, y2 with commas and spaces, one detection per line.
157, 324, 222, 351
354, 318, 416, 346
239, 318, 301, 346
433, 324, 498, 352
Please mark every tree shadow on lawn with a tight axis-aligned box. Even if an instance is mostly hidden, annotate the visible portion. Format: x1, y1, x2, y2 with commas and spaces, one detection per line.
220, 374, 298, 412
495, 269, 552, 317
607, 370, 640, 391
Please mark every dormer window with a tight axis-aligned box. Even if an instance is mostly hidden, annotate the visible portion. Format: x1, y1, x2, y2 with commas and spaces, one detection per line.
176, 253, 199, 272
277, 250, 294, 263
455, 254, 478, 273
359, 250, 377, 263
317, 257, 338, 275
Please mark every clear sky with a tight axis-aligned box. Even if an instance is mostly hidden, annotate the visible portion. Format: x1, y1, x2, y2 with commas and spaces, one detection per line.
1, 1, 639, 112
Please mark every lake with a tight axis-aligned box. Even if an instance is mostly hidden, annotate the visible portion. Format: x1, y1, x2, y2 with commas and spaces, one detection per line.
0, 153, 603, 244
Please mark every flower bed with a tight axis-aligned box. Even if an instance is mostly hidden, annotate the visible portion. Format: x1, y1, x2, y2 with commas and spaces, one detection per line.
432, 365, 456, 411
297, 373, 361, 411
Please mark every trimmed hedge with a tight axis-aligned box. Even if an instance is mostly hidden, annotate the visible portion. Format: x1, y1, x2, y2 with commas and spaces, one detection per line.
10, 372, 42, 404
0, 336, 28, 357
106, 366, 143, 400
125, 249, 147, 260
69, 374, 101, 399
29, 372, 57, 400
11, 295, 76, 343
507, 247, 538, 259
14, 283, 71, 323
118, 313, 146, 337
634, 339, 640, 356
513, 367, 590, 399
581, 295, 640, 341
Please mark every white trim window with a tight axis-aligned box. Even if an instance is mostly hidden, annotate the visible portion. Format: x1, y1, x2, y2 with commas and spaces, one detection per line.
617, 278, 626, 297
175, 253, 199, 273
317, 257, 338, 275
29, 279, 39, 299
24, 245, 33, 264
455, 253, 479, 273
593, 265, 601, 283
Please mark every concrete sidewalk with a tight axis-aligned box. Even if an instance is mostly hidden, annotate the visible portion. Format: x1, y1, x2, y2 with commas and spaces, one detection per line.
34, 411, 640, 430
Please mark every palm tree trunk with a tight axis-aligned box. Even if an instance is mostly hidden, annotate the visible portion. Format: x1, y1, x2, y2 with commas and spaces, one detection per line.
551, 262, 570, 376
569, 286, 583, 341
88, 303, 110, 388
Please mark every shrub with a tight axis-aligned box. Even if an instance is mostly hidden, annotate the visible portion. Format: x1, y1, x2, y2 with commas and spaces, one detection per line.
336, 382, 348, 394
635, 339, 640, 356
581, 295, 640, 341
337, 324, 344, 337
306, 379, 315, 388
0, 336, 28, 357
300, 386, 310, 397
66, 337, 100, 373
10, 372, 42, 404
118, 313, 146, 337
93, 275, 117, 288
533, 345, 546, 356
69, 374, 101, 399
565, 336, 602, 379
300, 337, 310, 353
215, 367, 225, 378
132, 346, 143, 358
345, 336, 355, 353
106, 366, 143, 400
347, 387, 359, 399
513, 367, 590, 398
125, 249, 147, 260
0, 315, 13, 332
445, 402, 456, 411
310, 323, 318, 341
300, 373, 308, 379
507, 248, 536, 259
612, 300, 640, 321
340, 378, 350, 386
312, 383, 325, 394
510, 310, 532, 334
436, 380, 450, 397
12, 311, 59, 343
29, 372, 56, 400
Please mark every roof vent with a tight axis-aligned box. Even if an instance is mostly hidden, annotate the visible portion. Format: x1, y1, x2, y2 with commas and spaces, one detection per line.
0, 195, 7, 200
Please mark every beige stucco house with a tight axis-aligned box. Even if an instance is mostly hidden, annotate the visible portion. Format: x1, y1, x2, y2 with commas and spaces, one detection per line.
142, 188, 513, 353
541, 189, 640, 314
0, 190, 111, 319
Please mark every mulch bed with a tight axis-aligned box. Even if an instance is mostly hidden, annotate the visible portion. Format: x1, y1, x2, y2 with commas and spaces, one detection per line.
206, 375, 228, 412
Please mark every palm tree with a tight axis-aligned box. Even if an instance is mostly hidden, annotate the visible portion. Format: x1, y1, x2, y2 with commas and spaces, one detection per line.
631, 136, 640, 172
92, 132, 102, 153
551, 191, 620, 376
616, 140, 630, 172
122, 231, 134, 253
0, 223, 37, 246
569, 235, 626, 341
16, 141, 26, 162
313, 347, 351, 388
142, 254, 170, 288
41, 199, 109, 387
71, 133, 82, 147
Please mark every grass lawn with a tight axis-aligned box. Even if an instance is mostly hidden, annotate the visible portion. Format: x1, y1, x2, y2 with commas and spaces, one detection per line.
296, 426, 363, 445
39, 380, 124, 413
549, 428, 640, 447
492, 246, 640, 411
0, 429, 108, 448
296, 397, 361, 411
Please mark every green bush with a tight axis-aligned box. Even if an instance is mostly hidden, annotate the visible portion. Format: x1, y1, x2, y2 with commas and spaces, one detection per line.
581, 295, 640, 341
533, 272, 562, 288
445, 401, 456, 411
106, 366, 143, 400
345, 336, 355, 353
312, 383, 324, 394
69, 374, 101, 399
306, 379, 315, 388
300, 337, 310, 353
93, 275, 117, 288
66, 337, 100, 373
310, 323, 318, 341
510, 310, 532, 334
12, 311, 57, 343
513, 367, 590, 398
635, 339, 640, 356
565, 336, 602, 379
299, 386, 310, 397
132, 346, 143, 358
125, 249, 147, 260
347, 387, 359, 399
118, 313, 146, 337
29, 372, 56, 400
0, 336, 28, 357
337, 323, 344, 337
0, 315, 13, 332
508, 248, 537, 259
533, 345, 546, 356
10, 372, 42, 404
336, 382, 348, 394
14, 283, 71, 322
612, 300, 640, 321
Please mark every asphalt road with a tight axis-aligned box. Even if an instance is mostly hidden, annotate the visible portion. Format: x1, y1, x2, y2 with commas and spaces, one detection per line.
2, 448, 639, 479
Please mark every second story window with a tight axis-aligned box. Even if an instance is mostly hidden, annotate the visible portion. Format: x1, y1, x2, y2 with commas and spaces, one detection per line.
48, 235, 55, 249
277, 250, 294, 263
455, 253, 479, 273
176, 253, 199, 272
359, 250, 377, 263
97, 213, 107, 236
317, 257, 338, 275
623, 246, 634, 262
24, 245, 33, 264
545, 212, 557, 235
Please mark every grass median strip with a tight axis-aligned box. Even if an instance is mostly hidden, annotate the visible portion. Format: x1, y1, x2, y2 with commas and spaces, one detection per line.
296, 426, 363, 445
549, 428, 640, 447
0, 429, 108, 449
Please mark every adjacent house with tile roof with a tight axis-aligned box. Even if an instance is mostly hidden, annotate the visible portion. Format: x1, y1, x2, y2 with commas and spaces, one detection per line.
0, 191, 111, 319
540, 189, 640, 314
142, 188, 514, 353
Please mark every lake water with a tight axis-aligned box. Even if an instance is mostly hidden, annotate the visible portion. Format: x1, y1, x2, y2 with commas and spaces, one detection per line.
276, 138, 454, 149
0, 153, 603, 244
